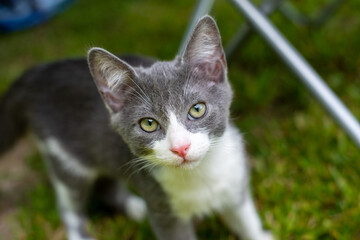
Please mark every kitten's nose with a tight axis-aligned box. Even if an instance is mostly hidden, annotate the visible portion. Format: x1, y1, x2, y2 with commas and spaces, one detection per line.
171, 143, 191, 158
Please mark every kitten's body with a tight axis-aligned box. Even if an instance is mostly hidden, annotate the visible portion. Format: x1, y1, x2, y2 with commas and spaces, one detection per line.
155, 124, 248, 216
0, 16, 272, 240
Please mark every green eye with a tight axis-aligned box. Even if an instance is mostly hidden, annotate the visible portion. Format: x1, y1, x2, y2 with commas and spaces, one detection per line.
188, 103, 206, 120
140, 118, 159, 133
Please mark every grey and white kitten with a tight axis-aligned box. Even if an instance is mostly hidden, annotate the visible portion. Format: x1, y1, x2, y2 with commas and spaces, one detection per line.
0, 16, 272, 240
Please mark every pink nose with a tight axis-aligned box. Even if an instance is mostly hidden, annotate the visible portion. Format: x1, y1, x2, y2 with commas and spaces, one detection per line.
171, 143, 191, 158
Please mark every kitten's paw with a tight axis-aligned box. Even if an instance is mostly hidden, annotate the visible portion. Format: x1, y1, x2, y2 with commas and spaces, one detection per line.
68, 231, 96, 240
68, 237, 96, 240
125, 196, 147, 222
260, 231, 275, 240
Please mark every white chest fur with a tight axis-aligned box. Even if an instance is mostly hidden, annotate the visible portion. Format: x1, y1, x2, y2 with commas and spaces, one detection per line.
153, 126, 248, 220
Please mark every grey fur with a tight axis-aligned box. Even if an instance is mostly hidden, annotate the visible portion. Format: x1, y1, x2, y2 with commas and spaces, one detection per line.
0, 16, 268, 240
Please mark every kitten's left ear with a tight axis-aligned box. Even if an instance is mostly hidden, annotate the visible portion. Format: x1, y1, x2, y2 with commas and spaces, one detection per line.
88, 47, 137, 113
182, 15, 226, 83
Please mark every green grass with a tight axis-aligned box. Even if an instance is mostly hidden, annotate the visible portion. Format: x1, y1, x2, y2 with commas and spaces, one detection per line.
1, 0, 360, 239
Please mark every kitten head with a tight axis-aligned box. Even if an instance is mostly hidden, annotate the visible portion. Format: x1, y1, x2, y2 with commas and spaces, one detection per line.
88, 16, 232, 170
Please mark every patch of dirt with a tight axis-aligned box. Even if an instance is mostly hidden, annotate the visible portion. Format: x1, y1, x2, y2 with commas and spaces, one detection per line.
0, 138, 38, 239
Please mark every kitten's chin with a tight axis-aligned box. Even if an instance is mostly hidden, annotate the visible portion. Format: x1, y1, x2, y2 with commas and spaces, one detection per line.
174, 158, 201, 170
151, 156, 203, 171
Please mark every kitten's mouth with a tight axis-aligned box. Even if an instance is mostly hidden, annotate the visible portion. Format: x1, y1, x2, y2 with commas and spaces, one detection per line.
175, 158, 200, 169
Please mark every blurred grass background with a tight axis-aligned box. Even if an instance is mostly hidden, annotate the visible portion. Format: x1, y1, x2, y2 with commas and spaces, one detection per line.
0, 0, 360, 239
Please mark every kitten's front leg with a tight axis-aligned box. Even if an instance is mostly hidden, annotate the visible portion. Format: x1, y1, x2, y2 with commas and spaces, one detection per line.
37, 137, 98, 240
52, 176, 95, 240
132, 173, 197, 240
220, 190, 273, 240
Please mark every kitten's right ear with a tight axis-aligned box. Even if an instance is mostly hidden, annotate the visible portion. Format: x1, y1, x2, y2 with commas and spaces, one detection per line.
88, 47, 136, 113
182, 15, 226, 83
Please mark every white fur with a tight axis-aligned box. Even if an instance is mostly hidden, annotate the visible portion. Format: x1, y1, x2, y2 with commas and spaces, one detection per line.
221, 192, 274, 240
124, 195, 147, 222
147, 112, 210, 168
153, 125, 247, 220
152, 123, 273, 239
53, 180, 78, 216
68, 231, 94, 240
64, 211, 81, 231
43, 138, 97, 179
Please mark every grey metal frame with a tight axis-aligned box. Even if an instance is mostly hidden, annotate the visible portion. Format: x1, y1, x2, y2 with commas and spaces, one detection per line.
179, 0, 360, 149
279, 0, 345, 27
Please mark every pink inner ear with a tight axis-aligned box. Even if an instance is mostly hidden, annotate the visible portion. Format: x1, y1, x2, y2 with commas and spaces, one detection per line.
208, 60, 223, 78
100, 90, 123, 112
193, 59, 225, 83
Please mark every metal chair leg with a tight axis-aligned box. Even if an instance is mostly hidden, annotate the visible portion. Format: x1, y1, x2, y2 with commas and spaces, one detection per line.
230, 0, 360, 148
225, 0, 282, 59
279, 0, 345, 27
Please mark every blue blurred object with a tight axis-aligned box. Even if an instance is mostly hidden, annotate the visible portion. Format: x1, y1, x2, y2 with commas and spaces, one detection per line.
0, 0, 75, 32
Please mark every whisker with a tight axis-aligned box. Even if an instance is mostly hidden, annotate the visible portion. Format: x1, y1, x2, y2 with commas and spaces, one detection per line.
121, 90, 152, 108
124, 156, 155, 177
128, 77, 152, 104
121, 82, 152, 107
